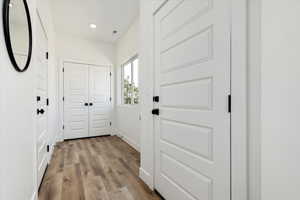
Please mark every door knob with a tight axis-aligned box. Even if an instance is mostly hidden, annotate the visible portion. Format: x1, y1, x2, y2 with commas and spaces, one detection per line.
152, 109, 159, 115
89, 103, 93, 106
84, 103, 89, 106
37, 108, 45, 115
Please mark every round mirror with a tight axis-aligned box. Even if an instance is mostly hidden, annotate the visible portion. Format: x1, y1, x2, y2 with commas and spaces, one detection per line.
3, 0, 32, 72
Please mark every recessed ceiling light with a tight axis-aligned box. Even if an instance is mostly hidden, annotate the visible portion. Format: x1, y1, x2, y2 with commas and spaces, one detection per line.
89, 24, 97, 29
9, 3, 13, 7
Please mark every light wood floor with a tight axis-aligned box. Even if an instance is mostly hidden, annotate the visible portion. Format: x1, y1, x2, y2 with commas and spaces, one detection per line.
39, 136, 161, 200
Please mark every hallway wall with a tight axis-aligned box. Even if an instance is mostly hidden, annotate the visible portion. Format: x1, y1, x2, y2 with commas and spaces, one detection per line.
115, 17, 141, 151
56, 35, 115, 66
0, 0, 38, 199
261, 0, 300, 199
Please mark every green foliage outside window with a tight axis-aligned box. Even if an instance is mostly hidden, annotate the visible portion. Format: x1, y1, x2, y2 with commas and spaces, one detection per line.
123, 76, 139, 104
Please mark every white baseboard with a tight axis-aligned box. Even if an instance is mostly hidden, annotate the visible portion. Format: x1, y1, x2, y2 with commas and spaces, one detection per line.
55, 131, 64, 142
110, 127, 117, 136
139, 167, 154, 189
30, 191, 37, 200
114, 128, 140, 152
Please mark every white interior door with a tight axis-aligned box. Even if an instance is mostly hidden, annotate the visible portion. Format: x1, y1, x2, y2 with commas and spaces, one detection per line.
88, 66, 111, 137
154, 0, 231, 200
64, 62, 89, 139
36, 14, 49, 186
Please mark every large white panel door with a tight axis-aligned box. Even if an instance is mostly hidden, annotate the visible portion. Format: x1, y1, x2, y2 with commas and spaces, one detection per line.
64, 62, 89, 139
36, 14, 49, 186
88, 66, 111, 137
154, 0, 231, 200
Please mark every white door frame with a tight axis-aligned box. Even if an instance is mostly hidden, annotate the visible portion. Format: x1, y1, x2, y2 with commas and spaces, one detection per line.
140, 0, 248, 199
36, 9, 50, 187
58, 59, 113, 141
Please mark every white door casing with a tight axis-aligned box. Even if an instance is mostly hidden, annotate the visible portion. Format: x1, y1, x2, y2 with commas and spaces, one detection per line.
63, 62, 111, 139
88, 66, 111, 137
63, 62, 89, 139
36, 14, 49, 187
154, 0, 231, 200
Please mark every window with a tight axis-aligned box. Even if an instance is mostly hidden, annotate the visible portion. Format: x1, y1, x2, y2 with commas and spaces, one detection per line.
122, 56, 139, 104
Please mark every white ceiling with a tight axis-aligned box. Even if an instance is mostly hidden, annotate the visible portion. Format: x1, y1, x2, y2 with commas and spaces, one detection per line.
51, 0, 139, 43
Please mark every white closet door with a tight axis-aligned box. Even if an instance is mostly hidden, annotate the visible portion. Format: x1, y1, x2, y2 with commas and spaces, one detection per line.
64, 62, 89, 139
154, 0, 231, 200
88, 66, 111, 137
36, 14, 48, 186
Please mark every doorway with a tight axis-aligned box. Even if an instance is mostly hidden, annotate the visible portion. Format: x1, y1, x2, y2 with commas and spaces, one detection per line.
63, 61, 112, 140
152, 0, 232, 199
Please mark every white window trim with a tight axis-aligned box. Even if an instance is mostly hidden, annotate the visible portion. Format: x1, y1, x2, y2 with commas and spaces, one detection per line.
121, 55, 139, 105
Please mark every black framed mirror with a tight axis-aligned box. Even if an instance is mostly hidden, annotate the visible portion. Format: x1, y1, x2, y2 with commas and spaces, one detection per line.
3, 0, 32, 72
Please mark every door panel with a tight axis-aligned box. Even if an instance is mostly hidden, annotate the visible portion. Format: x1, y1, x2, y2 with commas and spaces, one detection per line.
36, 14, 48, 187
64, 63, 89, 139
154, 0, 231, 200
88, 66, 111, 137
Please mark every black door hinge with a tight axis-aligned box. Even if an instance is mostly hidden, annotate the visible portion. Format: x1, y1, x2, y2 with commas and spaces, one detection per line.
47, 145, 50, 152
110, 72, 112, 76
63, 97, 65, 101
37, 96, 41, 102
110, 97, 112, 102
228, 94, 231, 113
63, 125, 65, 130
153, 96, 159, 102
152, 109, 160, 115
46, 52, 49, 60
110, 122, 112, 126
62, 68, 64, 72
46, 98, 49, 106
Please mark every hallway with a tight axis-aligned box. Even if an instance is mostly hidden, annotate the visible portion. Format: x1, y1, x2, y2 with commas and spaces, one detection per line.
38, 136, 161, 200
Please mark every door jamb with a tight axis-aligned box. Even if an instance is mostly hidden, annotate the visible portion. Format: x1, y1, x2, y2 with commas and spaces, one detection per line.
147, 0, 248, 199
231, 0, 247, 199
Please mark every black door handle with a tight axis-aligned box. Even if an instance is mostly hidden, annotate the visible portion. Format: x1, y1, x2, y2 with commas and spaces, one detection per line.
89, 103, 93, 106
37, 109, 45, 115
152, 109, 159, 115
84, 103, 89, 106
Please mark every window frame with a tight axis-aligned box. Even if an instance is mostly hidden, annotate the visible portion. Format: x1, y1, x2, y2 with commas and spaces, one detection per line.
121, 54, 139, 105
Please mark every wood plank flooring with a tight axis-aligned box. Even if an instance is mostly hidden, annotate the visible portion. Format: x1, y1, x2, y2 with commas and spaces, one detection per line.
39, 136, 161, 200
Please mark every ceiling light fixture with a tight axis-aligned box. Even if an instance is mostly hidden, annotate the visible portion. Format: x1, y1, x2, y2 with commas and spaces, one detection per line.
89, 24, 97, 29
9, 3, 13, 7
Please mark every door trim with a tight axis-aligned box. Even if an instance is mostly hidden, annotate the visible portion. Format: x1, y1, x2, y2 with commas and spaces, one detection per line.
59, 59, 113, 141
230, 0, 248, 199
139, 0, 248, 199
36, 9, 50, 188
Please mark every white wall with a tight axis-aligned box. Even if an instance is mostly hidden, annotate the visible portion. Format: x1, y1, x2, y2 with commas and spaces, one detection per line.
115, 17, 141, 151
0, 0, 38, 199
261, 1, 300, 199
0, 8, 4, 198
56, 35, 115, 65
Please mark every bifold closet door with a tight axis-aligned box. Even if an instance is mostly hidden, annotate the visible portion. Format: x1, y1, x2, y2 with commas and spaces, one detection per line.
88, 66, 111, 137
64, 63, 89, 139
